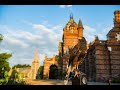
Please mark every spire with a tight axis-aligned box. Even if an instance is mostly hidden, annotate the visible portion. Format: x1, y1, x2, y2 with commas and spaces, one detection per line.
94, 35, 99, 41
78, 19, 83, 28
70, 12, 73, 19
33, 49, 39, 63
78, 19, 84, 38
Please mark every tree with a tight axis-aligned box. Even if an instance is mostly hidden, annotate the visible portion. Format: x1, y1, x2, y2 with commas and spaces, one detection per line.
12, 64, 31, 69
0, 53, 12, 78
9, 68, 18, 80
0, 34, 12, 79
0, 34, 3, 42
37, 66, 44, 79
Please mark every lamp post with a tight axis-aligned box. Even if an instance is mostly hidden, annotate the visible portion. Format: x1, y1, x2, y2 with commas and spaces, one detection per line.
107, 47, 112, 85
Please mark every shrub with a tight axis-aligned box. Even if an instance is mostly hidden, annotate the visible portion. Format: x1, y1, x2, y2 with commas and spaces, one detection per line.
7, 79, 27, 85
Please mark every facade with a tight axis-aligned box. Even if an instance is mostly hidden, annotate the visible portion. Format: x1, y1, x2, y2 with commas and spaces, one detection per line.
43, 55, 62, 79
43, 14, 85, 79
62, 14, 85, 72
16, 67, 31, 80
9, 50, 40, 80
43, 10, 120, 81
29, 49, 40, 79
80, 10, 120, 82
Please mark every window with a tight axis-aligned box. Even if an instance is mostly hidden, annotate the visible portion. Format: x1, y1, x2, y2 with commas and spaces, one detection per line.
71, 29, 74, 33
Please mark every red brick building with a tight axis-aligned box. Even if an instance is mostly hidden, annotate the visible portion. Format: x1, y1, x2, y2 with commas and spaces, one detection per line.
80, 10, 120, 82
62, 14, 85, 73
43, 10, 120, 80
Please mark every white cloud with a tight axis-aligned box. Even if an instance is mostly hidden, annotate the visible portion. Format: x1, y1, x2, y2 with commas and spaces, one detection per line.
32, 23, 63, 47
18, 31, 43, 41
83, 24, 113, 43
59, 5, 66, 8
83, 25, 96, 43
0, 21, 63, 67
5, 36, 29, 48
33, 24, 53, 34
66, 5, 72, 7
1, 19, 112, 68
59, 5, 72, 8
84, 25, 96, 33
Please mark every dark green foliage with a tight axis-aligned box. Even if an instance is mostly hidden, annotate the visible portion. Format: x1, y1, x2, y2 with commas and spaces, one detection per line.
37, 66, 44, 79
0, 34, 3, 42
7, 80, 27, 85
0, 36, 11, 79
0, 53, 12, 61
12, 64, 31, 69
7, 68, 28, 85
0, 53, 12, 78
0, 34, 12, 85
9, 69, 18, 80
55, 55, 59, 59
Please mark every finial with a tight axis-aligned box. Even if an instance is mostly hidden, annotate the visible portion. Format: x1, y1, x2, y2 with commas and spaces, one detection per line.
94, 35, 99, 40
70, 12, 73, 19
78, 19, 83, 27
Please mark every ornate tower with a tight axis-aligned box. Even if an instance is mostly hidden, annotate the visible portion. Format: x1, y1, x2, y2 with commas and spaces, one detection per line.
114, 10, 120, 27
107, 10, 120, 42
62, 14, 78, 54
62, 14, 85, 72
78, 19, 84, 39
30, 49, 40, 79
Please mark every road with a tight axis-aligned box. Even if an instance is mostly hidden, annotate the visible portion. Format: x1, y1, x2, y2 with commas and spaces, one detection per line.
25, 79, 120, 85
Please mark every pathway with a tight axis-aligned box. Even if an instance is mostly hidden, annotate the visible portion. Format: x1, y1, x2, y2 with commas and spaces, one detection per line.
25, 79, 120, 85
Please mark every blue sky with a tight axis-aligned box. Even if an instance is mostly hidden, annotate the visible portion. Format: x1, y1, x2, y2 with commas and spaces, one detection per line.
0, 5, 120, 67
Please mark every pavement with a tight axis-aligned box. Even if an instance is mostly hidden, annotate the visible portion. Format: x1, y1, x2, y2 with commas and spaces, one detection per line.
25, 79, 65, 85
25, 79, 120, 85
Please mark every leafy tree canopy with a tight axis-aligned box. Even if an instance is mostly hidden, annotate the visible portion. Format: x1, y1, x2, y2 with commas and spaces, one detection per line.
0, 34, 3, 42
0, 34, 12, 79
0, 53, 12, 62
12, 64, 31, 69
0, 53, 12, 78
37, 66, 44, 79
